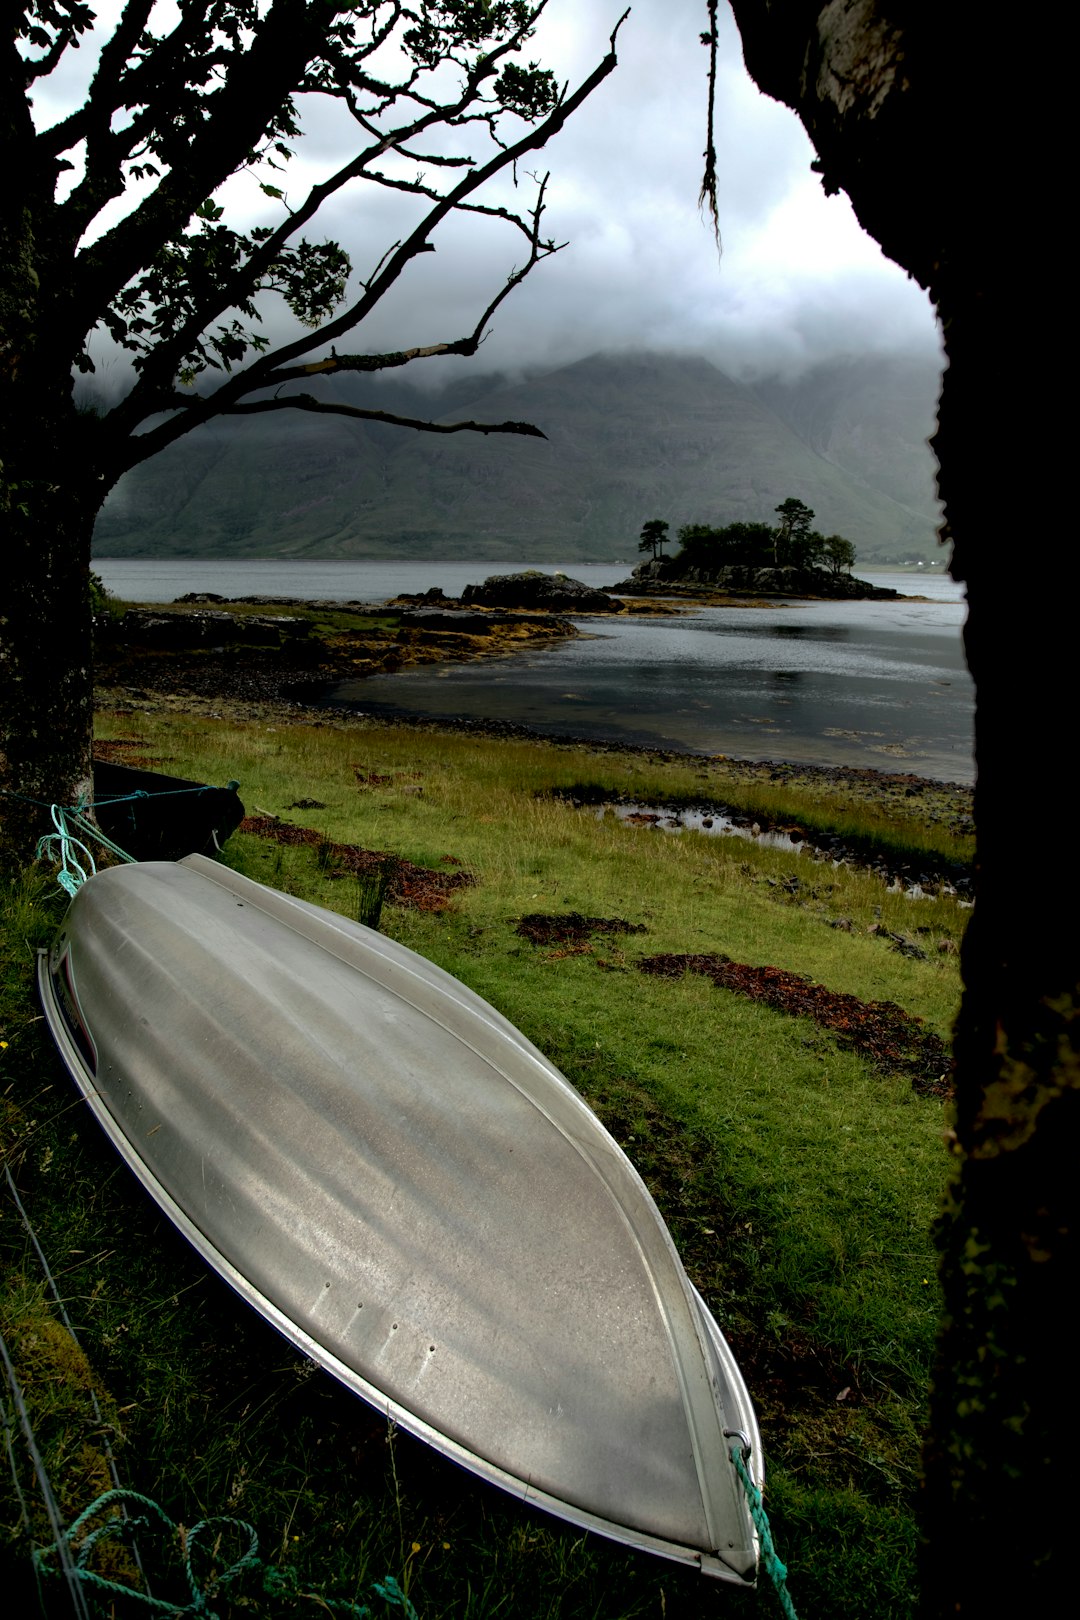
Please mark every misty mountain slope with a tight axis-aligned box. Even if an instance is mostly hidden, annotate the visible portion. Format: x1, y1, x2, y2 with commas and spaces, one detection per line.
100, 409, 394, 554
94, 351, 942, 561
368, 353, 931, 554
754, 355, 942, 526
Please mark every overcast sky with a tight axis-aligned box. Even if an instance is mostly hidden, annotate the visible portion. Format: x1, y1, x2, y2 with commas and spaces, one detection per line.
443, 0, 944, 383
39, 2, 943, 390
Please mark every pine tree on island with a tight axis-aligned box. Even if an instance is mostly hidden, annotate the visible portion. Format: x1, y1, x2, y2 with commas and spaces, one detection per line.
772, 496, 815, 566
638, 519, 670, 560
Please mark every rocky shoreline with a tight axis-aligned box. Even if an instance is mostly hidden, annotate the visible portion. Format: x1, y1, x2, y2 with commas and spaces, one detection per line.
612, 556, 903, 601
93, 571, 697, 702
94, 591, 585, 705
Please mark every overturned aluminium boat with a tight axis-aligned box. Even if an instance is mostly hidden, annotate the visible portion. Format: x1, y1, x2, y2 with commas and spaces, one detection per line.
38, 854, 761, 1582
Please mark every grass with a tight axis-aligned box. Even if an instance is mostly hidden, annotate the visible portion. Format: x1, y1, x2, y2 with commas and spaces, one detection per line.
100, 596, 401, 635
0, 706, 964, 1618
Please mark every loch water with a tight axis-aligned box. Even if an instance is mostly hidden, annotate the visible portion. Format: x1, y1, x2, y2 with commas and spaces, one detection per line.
95, 559, 971, 783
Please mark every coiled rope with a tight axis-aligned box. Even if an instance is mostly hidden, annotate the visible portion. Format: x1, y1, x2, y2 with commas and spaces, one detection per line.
32, 1489, 419, 1617
34, 802, 137, 896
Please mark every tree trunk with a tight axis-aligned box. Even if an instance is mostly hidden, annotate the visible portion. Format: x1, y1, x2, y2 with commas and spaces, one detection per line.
2, 78, 99, 868
923, 332, 1076, 1610
726, 5, 1074, 1607
0, 332, 98, 874
0, 424, 98, 868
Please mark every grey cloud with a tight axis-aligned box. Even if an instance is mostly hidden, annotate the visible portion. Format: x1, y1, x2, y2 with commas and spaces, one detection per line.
72, 1, 942, 400
265, 1, 942, 386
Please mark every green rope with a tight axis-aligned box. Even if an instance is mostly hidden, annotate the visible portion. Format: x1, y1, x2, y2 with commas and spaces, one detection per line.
14, 778, 240, 897
35, 804, 137, 897
33, 1487, 419, 1618
2, 784, 236, 812
34, 1490, 255, 1616
730, 1442, 800, 1619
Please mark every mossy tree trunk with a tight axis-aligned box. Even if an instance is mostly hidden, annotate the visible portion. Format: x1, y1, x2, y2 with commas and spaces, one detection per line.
726, 4, 1074, 1607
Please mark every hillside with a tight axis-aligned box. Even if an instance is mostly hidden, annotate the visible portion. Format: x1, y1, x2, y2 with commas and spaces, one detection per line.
753, 354, 942, 524
93, 350, 943, 562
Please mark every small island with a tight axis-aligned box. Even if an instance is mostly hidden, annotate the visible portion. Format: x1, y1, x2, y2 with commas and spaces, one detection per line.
609, 499, 900, 601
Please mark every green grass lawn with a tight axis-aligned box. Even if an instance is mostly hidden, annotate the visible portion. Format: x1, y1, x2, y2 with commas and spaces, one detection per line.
0, 707, 963, 1618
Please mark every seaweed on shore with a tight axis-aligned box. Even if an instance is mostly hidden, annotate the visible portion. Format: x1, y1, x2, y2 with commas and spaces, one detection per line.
638, 952, 951, 1096
239, 815, 473, 912
515, 912, 646, 946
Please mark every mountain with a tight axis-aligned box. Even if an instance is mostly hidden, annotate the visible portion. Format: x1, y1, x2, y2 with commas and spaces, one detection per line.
93, 351, 943, 563
752, 354, 942, 530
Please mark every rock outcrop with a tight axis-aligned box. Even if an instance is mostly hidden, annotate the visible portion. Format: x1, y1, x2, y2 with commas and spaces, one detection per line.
113, 609, 313, 647
460, 571, 618, 613
610, 558, 897, 600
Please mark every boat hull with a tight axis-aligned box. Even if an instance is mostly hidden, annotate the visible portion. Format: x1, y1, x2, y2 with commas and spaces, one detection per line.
38, 854, 760, 1580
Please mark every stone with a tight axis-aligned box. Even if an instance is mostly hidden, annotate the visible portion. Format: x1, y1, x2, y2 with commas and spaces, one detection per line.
460, 572, 617, 613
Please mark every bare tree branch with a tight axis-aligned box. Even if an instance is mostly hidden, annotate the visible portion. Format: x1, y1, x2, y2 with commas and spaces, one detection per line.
346, 167, 548, 241
157, 17, 626, 418
263, 177, 558, 389
110, 10, 558, 418
184, 393, 547, 438
115, 175, 562, 474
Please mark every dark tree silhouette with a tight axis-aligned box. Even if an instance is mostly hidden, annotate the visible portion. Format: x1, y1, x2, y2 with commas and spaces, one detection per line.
772, 496, 814, 566
638, 517, 671, 559
725, 5, 1074, 1608
821, 535, 856, 576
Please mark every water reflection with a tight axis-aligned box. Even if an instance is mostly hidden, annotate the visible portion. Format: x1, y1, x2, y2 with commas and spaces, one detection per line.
90, 557, 970, 780
766, 623, 852, 642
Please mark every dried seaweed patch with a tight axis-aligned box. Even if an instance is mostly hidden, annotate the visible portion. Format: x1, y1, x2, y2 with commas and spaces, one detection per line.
639, 952, 950, 1096
239, 815, 473, 912
515, 912, 647, 946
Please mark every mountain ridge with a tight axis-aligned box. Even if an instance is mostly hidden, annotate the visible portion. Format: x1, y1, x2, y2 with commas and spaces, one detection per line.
94, 350, 943, 563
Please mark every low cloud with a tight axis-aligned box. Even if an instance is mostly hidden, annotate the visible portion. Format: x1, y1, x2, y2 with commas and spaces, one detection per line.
70, 1, 943, 402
